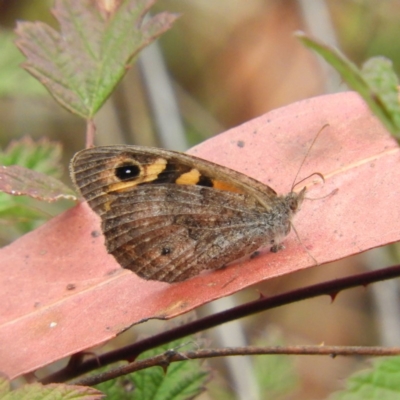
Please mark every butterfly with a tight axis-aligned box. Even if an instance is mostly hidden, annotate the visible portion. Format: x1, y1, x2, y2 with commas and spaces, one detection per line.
70, 145, 306, 283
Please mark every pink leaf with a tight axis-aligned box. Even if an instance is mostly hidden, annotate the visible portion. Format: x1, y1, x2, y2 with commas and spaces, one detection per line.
1, 91, 399, 379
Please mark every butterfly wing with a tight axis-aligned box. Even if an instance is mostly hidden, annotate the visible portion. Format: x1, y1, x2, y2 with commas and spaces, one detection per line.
70, 145, 281, 282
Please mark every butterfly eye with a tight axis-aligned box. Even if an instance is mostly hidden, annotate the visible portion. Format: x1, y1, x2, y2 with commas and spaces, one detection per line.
288, 198, 298, 211
115, 163, 140, 181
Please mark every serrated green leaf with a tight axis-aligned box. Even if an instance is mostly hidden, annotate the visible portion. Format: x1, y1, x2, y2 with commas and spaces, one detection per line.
0, 373, 104, 399
1, 381, 104, 400
329, 357, 400, 400
96, 339, 209, 400
296, 32, 400, 137
0, 137, 74, 242
15, 0, 178, 119
133, 359, 208, 400
0, 137, 63, 177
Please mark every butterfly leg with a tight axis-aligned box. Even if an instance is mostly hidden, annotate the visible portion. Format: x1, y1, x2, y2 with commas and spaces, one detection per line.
270, 244, 285, 253
250, 251, 261, 259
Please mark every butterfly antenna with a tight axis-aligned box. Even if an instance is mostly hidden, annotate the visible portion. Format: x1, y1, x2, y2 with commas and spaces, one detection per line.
293, 172, 325, 192
291, 123, 330, 191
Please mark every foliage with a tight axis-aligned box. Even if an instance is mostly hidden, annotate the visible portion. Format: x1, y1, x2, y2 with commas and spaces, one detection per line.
329, 357, 400, 400
0, 137, 73, 243
0, 373, 104, 400
15, 0, 178, 119
297, 32, 400, 137
95, 340, 209, 400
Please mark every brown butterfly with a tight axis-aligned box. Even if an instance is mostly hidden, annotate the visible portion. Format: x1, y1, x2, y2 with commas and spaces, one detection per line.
70, 146, 306, 283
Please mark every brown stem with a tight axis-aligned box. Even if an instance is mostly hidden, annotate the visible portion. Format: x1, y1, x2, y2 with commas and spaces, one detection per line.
86, 119, 96, 148
40, 263, 400, 384
72, 345, 400, 387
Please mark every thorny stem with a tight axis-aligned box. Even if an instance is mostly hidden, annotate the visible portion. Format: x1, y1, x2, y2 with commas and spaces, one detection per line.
72, 345, 400, 387
40, 263, 400, 384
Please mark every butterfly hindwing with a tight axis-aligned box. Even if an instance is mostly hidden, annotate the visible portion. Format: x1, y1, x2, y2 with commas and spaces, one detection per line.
70, 145, 303, 282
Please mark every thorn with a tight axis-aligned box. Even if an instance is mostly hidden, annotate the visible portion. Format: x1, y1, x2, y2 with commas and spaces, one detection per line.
256, 290, 267, 299
160, 364, 169, 374
329, 291, 339, 302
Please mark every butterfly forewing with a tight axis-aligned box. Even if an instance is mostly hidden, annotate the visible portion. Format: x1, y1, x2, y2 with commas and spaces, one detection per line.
70, 145, 303, 282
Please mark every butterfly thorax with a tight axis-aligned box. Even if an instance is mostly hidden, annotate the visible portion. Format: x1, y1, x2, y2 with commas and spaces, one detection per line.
265, 187, 306, 252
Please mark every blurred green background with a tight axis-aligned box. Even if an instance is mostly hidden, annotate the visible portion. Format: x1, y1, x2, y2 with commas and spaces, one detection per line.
2, 1, 400, 159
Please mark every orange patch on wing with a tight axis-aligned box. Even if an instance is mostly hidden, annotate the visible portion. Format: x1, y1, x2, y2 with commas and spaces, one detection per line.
108, 180, 141, 193
211, 180, 245, 194
144, 158, 168, 181
175, 169, 201, 185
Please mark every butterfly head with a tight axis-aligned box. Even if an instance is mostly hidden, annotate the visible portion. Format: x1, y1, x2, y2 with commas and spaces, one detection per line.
285, 186, 306, 216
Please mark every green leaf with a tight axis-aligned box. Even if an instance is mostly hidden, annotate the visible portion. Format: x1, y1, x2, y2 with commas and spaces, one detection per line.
96, 340, 209, 400
361, 57, 400, 131
0, 137, 74, 242
329, 357, 400, 400
0, 372, 104, 400
296, 32, 400, 137
15, 0, 178, 119
0, 137, 63, 177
